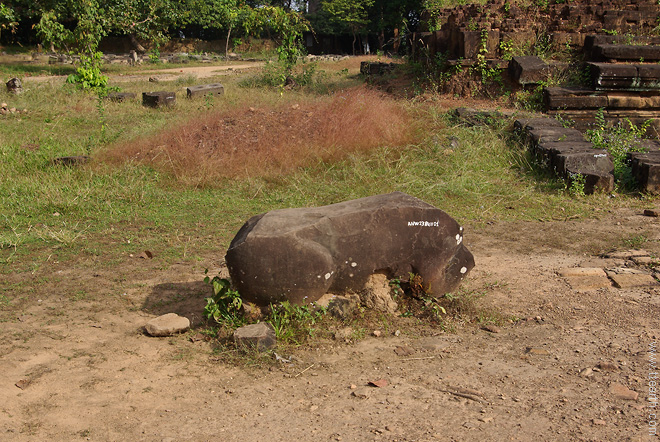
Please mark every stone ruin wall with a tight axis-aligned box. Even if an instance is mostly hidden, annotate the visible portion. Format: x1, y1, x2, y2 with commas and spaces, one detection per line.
413, 0, 660, 61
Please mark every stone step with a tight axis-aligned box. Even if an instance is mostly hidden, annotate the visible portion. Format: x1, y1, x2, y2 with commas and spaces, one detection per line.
545, 87, 660, 109
589, 62, 660, 91
544, 87, 608, 109
546, 109, 660, 136
513, 117, 563, 133
527, 127, 586, 147
591, 44, 660, 62
536, 140, 599, 162
554, 150, 614, 178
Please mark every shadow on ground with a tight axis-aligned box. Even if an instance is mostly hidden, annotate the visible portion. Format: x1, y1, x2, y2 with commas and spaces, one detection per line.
142, 280, 211, 327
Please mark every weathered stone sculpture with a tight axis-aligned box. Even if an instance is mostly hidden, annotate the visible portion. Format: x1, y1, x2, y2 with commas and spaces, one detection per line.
225, 192, 475, 306
6, 78, 22, 94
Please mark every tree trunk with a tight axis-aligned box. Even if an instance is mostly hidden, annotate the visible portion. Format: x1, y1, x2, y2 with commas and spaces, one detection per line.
393, 28, 400, 54
129, 33, 146, 54
225, 25, 232, 57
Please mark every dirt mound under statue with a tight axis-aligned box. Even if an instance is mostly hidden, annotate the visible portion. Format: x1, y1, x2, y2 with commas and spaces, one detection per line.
225, 192, 475, 306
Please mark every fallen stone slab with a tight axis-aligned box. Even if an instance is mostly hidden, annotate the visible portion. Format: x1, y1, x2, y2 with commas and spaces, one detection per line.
545, 86, 660, 111
233, 322, 276, 351
638, 63, 660, 81
142, 91, 176, 108
563, 275, 612, 291
558, 267, 611, 291
544, 86, 608, 110
508, 56, 550, 85
589, 62, 660, 91
186, 83, 225, 99
106, 92, 136, 102
226, 192, 474, 305
629, 151, 660, 194
606, 272, 659, 289
632, 256, 660, 266
557, 268, 608, 277
145, 313, 190, 337
584, 35, 660, 57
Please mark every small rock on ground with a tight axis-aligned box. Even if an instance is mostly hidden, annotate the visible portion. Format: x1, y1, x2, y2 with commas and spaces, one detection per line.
609, 383, 639, 401
145, 313, 190, 337
233, 322, 276, 351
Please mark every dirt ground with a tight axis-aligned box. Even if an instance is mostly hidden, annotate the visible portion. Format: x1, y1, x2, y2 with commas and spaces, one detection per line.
1, 206, 659, 442
2, 58, 659, 441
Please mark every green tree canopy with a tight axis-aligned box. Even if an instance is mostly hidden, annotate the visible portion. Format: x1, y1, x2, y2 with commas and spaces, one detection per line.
321, 0, 374, 54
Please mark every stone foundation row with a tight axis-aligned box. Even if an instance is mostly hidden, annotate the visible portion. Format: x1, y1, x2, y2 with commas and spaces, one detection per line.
107, 83, 225, 107
514, 116, 615, 194
456, 108, 660, 195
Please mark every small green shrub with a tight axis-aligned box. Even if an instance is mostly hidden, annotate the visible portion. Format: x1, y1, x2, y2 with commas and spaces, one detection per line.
241, 60, 321, 90
568, 172, 586, 197
203, 274, 245, 327
586, 110, 650, 189
66, 51, 108, 92
148, 48, 161, 64
267, 300, 327, 344
471, 29, 502, 86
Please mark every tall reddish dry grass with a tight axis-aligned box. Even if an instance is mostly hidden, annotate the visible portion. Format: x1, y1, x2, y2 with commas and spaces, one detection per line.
99, 87, 418, 186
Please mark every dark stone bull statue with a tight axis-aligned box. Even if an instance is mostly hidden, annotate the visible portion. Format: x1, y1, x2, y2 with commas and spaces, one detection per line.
225, 192, 475, 306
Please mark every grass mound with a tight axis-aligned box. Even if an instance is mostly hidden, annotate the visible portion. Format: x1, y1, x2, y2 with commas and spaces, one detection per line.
99, 87, 418, 186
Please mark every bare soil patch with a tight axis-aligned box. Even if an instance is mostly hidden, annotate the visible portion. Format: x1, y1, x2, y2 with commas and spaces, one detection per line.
1, 207, 659, 441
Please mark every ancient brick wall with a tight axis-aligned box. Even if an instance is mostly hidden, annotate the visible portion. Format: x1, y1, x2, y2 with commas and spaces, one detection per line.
413, 0, 660, 60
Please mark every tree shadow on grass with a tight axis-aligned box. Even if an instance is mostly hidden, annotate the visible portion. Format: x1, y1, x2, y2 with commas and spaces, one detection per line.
0, 63, 76, 77
142, 280, 211, 328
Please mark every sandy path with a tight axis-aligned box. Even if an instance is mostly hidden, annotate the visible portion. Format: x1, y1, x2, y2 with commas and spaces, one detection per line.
23, 61, 265, 84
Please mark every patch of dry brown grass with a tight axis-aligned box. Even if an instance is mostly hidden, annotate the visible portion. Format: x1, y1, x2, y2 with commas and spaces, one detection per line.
98, 87, 418, 186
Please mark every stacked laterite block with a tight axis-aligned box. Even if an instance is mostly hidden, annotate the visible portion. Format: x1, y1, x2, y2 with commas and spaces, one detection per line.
545, 34, 660, 134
